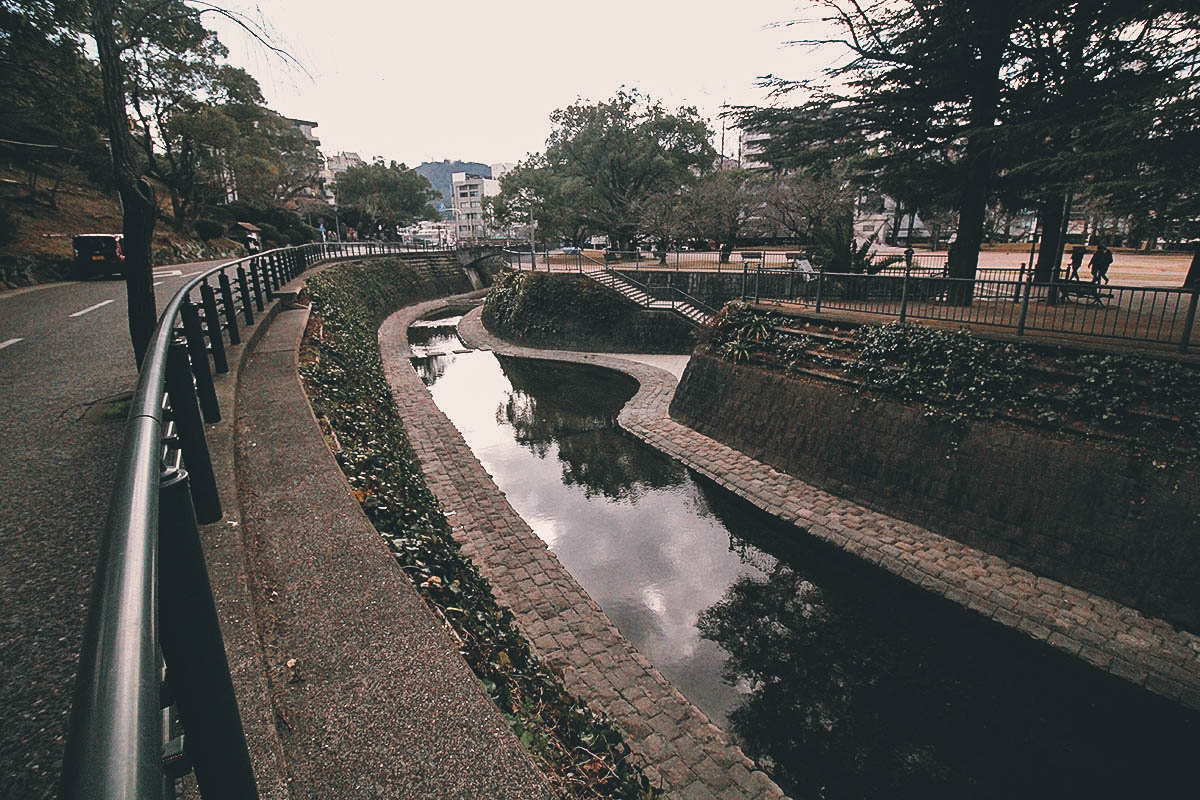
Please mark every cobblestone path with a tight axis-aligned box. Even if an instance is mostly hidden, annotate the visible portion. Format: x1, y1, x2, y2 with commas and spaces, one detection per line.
379, 299, 787, 800
452, 307, 1200, 715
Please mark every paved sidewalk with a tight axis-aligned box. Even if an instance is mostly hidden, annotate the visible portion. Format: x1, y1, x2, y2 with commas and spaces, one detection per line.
233, 303, 555, 799
380, 300, 787, 800
456, 307, 1200, 714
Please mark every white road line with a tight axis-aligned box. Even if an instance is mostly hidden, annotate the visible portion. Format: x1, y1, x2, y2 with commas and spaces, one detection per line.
0, 338, 23, 350
154, 281, 163, 287
69, 299, 115, 318
179, 270, 207, 278
154, 269, 183, 276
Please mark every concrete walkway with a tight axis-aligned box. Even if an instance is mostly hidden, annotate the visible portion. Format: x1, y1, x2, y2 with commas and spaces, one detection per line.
456, 307, 1200, 714
230, 302, 555, 798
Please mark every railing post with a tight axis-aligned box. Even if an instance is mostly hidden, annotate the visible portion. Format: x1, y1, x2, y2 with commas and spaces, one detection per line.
1013, 261, 1025, 302
158, 466, 258, 800
1016, 265, 1034, 337
1180, 288, 1199, 353
754, 263, 761, 303
180, 300, 220, 423
815, 267, 825, 313
741, 261, 748, 301
217, 271, 240, 346
251, 258, 266, 307
899, 258, 911, 323
236, 265, 254, 325
166, 339, 221, 523
198, 282, 228, 374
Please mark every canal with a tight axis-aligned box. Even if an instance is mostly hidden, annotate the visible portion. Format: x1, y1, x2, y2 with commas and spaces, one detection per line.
408, 316, 1196, 799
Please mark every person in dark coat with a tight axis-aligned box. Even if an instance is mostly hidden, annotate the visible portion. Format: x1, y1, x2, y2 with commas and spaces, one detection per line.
1068, 245, 1086, 281
1090, 244, 1114, 284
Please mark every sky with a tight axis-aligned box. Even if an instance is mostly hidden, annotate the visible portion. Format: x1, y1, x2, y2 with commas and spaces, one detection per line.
206, 1, 834, 167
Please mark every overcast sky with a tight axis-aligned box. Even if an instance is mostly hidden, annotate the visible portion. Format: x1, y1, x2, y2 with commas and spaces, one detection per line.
207, 1, 831, 166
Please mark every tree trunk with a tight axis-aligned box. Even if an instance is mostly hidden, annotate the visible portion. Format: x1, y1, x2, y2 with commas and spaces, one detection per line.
91, 0, 158, 368
946, 6, 1013, 305
171, 187, 187, 233
1034, 193, 1067, 282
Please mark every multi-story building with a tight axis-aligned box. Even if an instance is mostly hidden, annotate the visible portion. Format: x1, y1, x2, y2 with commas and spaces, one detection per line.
451, 171, 501, 241
288, 118, 321, 147
320, 151, 365, 204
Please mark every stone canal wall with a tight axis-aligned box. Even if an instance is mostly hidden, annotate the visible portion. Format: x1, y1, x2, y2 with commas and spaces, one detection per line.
670, 353, 1200, 634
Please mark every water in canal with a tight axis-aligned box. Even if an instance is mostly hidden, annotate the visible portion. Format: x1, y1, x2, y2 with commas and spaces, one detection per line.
408, 316, 1196, 800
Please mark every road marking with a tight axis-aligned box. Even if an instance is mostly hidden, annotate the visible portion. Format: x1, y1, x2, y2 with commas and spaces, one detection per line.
180, 270, 207, 278
154, 269, 183, 276
154, 281, 164, 287
0, 338, 23, 350
69, 299, 114, 318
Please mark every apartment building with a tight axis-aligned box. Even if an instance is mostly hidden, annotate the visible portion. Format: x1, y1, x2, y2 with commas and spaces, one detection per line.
451, 171, 501, 240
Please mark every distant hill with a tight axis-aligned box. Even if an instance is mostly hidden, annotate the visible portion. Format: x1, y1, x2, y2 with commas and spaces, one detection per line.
413, 160, 490, 210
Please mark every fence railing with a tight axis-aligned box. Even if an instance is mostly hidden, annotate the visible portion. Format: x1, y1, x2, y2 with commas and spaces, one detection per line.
61, 241, 441, 800
744, 265, 1199, 352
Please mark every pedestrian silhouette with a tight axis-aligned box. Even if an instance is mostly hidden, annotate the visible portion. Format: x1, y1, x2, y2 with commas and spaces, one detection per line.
1068, 245, 1085, 281
1090, 244, 1113, 284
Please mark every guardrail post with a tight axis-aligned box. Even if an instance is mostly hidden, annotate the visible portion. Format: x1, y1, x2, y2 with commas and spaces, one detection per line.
899, 258, 911, 323
251, 258, 266, 307
166, 339, 221, 523
217, 272, 240, 346
198, 282, 228, 374
236, 265, 254, 325
741, 261, 748, 301
1180, 288, 1199, 353
180, 300, 220, 423
1013, 261, 1025, 302
815, 267, 825, 313
158, 466, 258, 800
1016, 265, 1034, 337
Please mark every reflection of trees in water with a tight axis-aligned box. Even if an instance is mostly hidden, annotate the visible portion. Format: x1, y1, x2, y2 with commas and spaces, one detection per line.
412, 354, 451, 385
496, 356, 685, 500
697, 497, 1200, 800
699, 564, 973, 799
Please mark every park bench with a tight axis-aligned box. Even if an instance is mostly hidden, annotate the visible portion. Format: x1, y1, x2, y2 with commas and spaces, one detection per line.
740, 251, 764, 269
1058, 281, 1113, 306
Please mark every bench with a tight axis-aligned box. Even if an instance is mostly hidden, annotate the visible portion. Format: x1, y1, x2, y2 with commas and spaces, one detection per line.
740, 251, 764, 271
1058, 281, 1113, 306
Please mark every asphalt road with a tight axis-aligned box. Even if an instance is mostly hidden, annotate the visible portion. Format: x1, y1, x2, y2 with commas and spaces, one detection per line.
0, 261, 224, 799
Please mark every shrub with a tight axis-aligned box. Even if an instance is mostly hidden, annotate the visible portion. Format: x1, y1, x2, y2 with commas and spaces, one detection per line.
194, 218, 224, 242
255, 222, 283, 245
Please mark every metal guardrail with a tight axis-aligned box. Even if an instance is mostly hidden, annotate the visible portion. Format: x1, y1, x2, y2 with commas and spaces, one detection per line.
61, 241, 445, 799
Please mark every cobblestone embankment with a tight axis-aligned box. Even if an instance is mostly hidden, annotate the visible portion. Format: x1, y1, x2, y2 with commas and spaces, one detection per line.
451, 307, 1200, 715
379, 301, 787, 800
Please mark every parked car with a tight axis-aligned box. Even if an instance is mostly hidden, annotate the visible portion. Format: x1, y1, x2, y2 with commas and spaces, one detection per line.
561, 246, 581, 255
72, 233, 124, 278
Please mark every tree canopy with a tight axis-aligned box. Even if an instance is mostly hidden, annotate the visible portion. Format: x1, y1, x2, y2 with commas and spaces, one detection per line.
502, 90, 715, 248
333, 160, 438, 231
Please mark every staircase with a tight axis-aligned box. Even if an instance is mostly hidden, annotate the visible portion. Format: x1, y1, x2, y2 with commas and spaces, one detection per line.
582, 266, 714, 327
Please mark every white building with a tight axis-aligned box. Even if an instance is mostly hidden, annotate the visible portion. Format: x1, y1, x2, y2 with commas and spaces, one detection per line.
321, 151, 365, 204
738, 128, 771, 170
451, 171, 501, 241
489, 162, 516, 182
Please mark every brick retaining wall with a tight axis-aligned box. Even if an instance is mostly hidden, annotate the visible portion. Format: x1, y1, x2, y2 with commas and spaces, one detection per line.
670, 353, 1200, 634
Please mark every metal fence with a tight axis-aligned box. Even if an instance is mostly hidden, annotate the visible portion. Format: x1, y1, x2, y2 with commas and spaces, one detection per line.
61, 241, 438, 800
743, 265, 1199, 352
504, 247, 1198, 351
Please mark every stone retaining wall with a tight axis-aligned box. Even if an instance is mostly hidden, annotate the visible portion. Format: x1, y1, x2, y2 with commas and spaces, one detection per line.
669, 354, 1200, 633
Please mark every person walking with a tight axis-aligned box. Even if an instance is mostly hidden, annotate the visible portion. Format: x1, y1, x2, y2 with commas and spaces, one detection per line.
1090, 244, 1114, 284
1068, 245, 1086, 281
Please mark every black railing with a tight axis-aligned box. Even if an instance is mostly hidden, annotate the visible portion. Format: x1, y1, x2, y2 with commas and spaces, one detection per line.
744, 265, 1200, 352
61, 241, 439, 799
